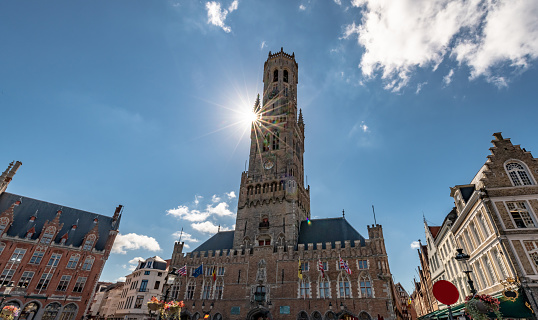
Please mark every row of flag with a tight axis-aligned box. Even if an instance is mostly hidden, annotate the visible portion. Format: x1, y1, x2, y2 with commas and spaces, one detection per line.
176, 263, 217, 281
298, 257, 352, 280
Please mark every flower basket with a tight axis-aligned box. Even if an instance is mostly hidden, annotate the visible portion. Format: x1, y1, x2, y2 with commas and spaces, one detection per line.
163, 301, 185, 318
148, 302, 164, 311
1, 306, 20, 320
464, 294, 502, 320
164, 306, 181, 316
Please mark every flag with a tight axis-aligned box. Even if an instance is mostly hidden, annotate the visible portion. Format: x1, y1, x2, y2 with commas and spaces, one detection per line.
339, 257, 352, 275
318, 260, 325, 278
193, 263, 203, 278
212, 267, 217, 281
178, 265, 187, 276
298, 259, 303, 280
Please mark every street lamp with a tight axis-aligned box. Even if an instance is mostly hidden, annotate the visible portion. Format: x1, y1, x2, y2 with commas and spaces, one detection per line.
157, 268, 179, 320
202, 302, 213, 319
455, 248, 477, 295
328, 302, 332, 311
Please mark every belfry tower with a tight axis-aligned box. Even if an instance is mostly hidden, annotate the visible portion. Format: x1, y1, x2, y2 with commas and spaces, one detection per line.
233, 48, 311, 249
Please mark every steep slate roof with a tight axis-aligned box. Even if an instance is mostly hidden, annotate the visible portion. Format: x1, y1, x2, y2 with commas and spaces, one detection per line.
138, 256, 168, 271
460, 186, 475, 202
192, 231, 234, 252
0, 192, 118, 251
298, 218, 365, 249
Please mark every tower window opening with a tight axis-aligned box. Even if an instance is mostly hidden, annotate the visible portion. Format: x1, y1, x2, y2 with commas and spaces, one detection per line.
273, 69, 278, 82
284, 86, 288, 97
263, 133, 271, 152
273, 131, 280, 150
284, 70, 288, 83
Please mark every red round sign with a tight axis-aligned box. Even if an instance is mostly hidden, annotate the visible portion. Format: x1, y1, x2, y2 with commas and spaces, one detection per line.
432, 280, 459, 305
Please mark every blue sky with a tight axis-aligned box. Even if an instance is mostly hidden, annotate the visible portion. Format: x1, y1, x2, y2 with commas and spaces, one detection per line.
1, 0, 537, 291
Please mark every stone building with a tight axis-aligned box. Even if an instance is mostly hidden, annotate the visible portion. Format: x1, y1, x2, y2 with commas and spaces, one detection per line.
413, 133, 538, 319
410, 241, 437, 318
169, 49, 396, 320
391, 283, 415, 320
0, 161, 122, 320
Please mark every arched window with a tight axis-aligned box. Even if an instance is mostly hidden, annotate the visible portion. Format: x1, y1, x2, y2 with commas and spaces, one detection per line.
83, 234, 96, 251
273, 69, 278, 82
299, 278, 311, 298
42, 302, 61, 320
214, 278, 224, 299
40, 227, 56, 245
82, 256, 95, 271
201, 280, 211, 299
66, 254, 80, 269
325, 311, 337, 320
359, 273, 373, 298
59, 303, 77, 320
193, 312, 201, 320
506, 162, 534, 186
185, 279, 195, 300
311, 311, 322, 320
338, 274, 351, 298
284, 70, 289, 83
297, 311, 308, 320
273, 131, 280, 150
170, 278, 180, 300
358, 311, 372, 320
213, 313, 223, 320
318, 275, 330, 298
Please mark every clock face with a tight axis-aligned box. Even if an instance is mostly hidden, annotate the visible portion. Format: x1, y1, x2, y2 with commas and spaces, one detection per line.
264, 160, 274, 170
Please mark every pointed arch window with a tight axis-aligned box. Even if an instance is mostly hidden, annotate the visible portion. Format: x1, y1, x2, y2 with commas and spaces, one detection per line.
40, 227, 56, 245
359, 273, 373, 298
82, 256, 95, 271
283, 70, 288, 83
299, 279, 311, 298
186, 279, 195, 300
83, 234, 96, 251
506, 162, 534, 186
67, 254, 80, 269
273, 130, 280, 150
338, 274, 351, 298
273, 69, 278, 82
214, 278, 224, 299
318, 276, 330, 298
59, 303, 77, 320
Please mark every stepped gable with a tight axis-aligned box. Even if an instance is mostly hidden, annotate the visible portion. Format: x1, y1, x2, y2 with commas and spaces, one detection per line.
297, 217, 366, 249
428, 226, 441, 239
191, 230, 234, 253
0, 192, 116, 251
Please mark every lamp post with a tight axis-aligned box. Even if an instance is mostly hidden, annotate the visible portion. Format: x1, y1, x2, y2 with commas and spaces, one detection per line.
157, 268, 179, 320
455, 248, 477, 295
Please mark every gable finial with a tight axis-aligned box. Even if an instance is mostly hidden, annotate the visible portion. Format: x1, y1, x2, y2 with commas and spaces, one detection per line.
342, 209, 345, 218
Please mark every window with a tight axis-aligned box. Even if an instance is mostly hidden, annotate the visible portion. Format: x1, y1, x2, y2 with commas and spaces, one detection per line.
186, 282, 195, 300
36, 272, 53, 290
301, 262, 309, 272
507, 202, 536, 228
82, 256, 94, 271
17, 271, 34, 288
506, 162, 534, 186
144, 271, 150, 275
283, 70, 288, 83
524, 241, 538, 269
273, 69, 278, 82
170, 282, 180, 300
67, 255, 79, 269
202, 283, 211, 299
205, 266, 215, 276
59, 303, 77, 320
0, 243, 5, 255
154, 281, 160, 290
139, 280, 148, 292
134, 295, 144, 309
146, 260, 153, 269
29, 250, 44, 264
10, 248, 26, 263
73, 277, 87, 292
217, 266, 225, 276
321, 261, 328, 271
215, 280, 223, 299
83, 235, 95, 251
339, 279, 351, 298
319, 280, 330, 298
360, 275, 373, 298
40, 227, 56, 245
47, 253, 62, 267
273, 131, 280, 150
358, 260, 368, 269
299, 280, 311, 298
0, 221, 8, 236
0, 268, 15, 286
56, 275, 71, 291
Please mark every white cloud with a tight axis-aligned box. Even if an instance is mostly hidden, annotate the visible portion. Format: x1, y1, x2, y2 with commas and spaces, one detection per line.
416, 82, 427, 94
128, 257, 145, 265
112, 233, 162, 254
172, 231, 199, 243
183, 243, 191, 249
207, 202, 235, 216
194, 195, 203, 205
410, 241, 421, 249
349, 121, 369, 137
212, 195, 221, 202
205, 0, 238, 33
191, 221, 233, 234
334, 0, 342, 5
166, 206, 210, 222
115, 276, 126, 282
261, 41, 267, 50
226, 191, 236, 199
345, 0, 538, 90
443, 69, 454, 86
299, 4, 306, 10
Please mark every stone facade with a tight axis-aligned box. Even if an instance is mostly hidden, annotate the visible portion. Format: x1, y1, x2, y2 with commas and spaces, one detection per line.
0, 161, 121, 320
169, 49, 397, 320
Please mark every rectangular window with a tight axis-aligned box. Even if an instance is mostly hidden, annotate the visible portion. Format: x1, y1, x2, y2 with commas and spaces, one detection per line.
299, 281, 311, 298
339, 280, 351, 298
186, 284, 195, 300
360, 279, 373, 297
215, 284, 223, 299
0, 268, 15, 286
56, 275, 72, 291
319, 281, 329, 298
217, 267, 225, 276
202, 284, 211, 299
154, 281, 160, 290
10, 248, 26, 263
17, 271, 34, 288
144, 270, 150, 275
358, 260, 368, 269
40, 232, 54, 245
82, 257, 94, 271
36, 272, 53, 290
134, 295, 144, 309
507, 202, 536, 228
205, 266, 215, 276
321, 261, 328, 271
301, 262, 309, 272
73, 276, 87, 292
67, 255, 79, 269
47, 253, 62, 267
139, 280, 148, 292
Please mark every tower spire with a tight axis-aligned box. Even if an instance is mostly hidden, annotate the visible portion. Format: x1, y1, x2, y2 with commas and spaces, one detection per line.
298, 108, 304, 124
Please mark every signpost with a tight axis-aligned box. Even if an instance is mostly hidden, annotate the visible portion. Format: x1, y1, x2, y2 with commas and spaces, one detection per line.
432, 280, 459, 320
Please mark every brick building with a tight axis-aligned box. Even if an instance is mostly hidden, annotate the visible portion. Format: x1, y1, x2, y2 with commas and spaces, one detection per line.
169, 49, 396, 320
0, 161, 122, 320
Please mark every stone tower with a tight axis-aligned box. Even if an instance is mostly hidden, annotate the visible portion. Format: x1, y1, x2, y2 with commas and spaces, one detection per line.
233, 48, 310, 249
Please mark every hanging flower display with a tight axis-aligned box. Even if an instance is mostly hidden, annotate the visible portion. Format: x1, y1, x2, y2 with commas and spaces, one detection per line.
147, 296, 164, 311
1, 306, 20, 320
163, 300, 185, 317
464, 294, 503, 320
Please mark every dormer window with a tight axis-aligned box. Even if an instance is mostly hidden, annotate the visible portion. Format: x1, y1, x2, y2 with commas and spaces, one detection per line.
0, 218, 9, 236
506, 162, 534, 186
146, 260, 153, 269
40, 227, 56, 245
83, 234, 96, 251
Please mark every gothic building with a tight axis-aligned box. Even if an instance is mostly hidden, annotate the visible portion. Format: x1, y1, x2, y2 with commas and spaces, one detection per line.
0, 161, 121, 320
170, 49, 396, 320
